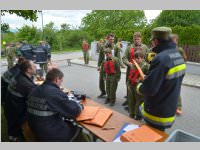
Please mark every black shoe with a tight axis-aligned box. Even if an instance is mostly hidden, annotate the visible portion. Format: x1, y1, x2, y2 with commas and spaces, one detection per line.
122, 100, 128, 106
104, 99, 109, 104
134, 115, 142, 120
124, 106, 129, 112
129, 114, 135, 119
97, 93, 106, 98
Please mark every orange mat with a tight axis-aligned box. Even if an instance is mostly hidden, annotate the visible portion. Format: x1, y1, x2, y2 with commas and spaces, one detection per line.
76, 106, 100, 121
120, 125, 163, 142
83, 108, 113, 127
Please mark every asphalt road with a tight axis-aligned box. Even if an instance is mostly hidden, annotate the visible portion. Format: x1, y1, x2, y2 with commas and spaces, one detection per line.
186, 63, 200, 75
57, 61, 200, 137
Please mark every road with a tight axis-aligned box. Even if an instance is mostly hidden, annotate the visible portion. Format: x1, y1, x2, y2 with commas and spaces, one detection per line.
57, 61, 200, 137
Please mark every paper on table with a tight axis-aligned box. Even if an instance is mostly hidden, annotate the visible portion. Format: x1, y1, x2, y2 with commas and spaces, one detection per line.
113, 124, 139, 142
123, 124, 139, 132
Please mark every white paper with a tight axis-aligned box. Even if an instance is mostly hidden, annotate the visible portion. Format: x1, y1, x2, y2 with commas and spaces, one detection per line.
113, 124, 139, 142
123, 124, 139, 132
113, 137, 122, 142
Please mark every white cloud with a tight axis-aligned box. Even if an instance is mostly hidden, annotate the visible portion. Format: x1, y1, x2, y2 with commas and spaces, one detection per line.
1, 10, 161, 31
144, 10, 162, 23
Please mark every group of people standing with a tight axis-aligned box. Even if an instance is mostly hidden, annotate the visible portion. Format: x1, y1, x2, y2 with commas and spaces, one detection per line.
1, 26, 187, 141
96, 27, 186, 131
3, 40, 51, 77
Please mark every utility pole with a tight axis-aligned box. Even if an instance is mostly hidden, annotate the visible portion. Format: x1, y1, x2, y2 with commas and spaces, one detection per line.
38, 10, 44, 40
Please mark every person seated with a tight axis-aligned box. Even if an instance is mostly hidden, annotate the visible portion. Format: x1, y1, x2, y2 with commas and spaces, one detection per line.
27, 68, 91, 142
5, 60, 37, 141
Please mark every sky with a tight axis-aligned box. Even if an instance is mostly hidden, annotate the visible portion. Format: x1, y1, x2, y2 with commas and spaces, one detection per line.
1, 10, 162, 31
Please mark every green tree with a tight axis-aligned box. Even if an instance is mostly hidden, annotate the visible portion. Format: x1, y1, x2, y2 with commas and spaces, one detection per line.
1, 23, 10, 33
1, 10, 38, 22
153, 10, 200, 27
60, 23, 71, 31
43, 22, 59, 50
81, 10, 147, 40
16, 25, 41, 44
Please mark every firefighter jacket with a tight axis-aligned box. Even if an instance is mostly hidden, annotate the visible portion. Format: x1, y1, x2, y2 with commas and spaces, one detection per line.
5, 73, 37, 127
1, 64, 21, 104
27, 81, 83, 141
19, 44, 34, 60
33, 44, 48, 64
136, 41, 186, 128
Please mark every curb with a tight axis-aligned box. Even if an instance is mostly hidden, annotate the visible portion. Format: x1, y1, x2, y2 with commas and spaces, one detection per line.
182, 83, 200, 89
186, 61, 200, 66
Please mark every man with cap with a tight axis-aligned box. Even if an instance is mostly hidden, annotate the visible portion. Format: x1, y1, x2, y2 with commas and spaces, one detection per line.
103, 48, 121, 106
170, 34, 187, 115
97, 38, 106, 98
97, 33, 115, 98
122, 32, 148, 109
4, 42, 16, 69
136, 27, 186, 131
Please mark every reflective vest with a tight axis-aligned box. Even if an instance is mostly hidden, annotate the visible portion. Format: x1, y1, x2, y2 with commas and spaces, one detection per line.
104, 60, 115, 75
128, 68, 140, 86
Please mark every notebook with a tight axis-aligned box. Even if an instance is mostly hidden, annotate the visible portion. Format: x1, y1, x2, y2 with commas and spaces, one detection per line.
76, 106, 100, 121
120, 125, 163, 142
83, 108, 113, 127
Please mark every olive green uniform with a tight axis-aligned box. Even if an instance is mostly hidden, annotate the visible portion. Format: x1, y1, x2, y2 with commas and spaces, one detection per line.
127, 61, 149, 118
5, 46, 16, 69
114, 42, 125, 67
97, 43, 106, 95
122, 43, 148, 103
103, 57, 121, 105
82, 42, 90, 64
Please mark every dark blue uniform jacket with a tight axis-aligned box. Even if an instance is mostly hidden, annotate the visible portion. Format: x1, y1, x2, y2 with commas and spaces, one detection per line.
27, 81, 82, 142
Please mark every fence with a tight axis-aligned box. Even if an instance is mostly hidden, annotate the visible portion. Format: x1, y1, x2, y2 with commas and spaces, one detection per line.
183, 45, 200, 63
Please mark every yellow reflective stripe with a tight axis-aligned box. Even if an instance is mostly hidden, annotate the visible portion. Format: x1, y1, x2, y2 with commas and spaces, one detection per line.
136, 83, 143, 96
141, 103, 175, 123
167, 64, 186, 76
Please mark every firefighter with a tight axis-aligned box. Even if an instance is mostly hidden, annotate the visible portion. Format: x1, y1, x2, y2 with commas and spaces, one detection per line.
27, 68, 91, 142
5, 60, 37, 141
18, 40, 34, 61
127, 51, 149, 120
4, 42, 16, 69
122, 32, 148, 109
82, 39, 90, 65
33, 41, 48, 74
136, 27, 186, 131
97, 39, 106, 98
103, 48, 121, 106
170, 34, 187, 115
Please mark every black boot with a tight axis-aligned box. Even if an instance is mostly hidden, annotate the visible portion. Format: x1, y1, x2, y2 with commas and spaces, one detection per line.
97, 92, 106, 98
104, 98, 109, 104
122, 100, 128, 106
